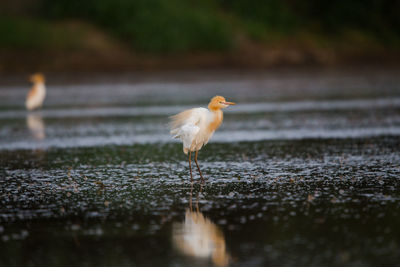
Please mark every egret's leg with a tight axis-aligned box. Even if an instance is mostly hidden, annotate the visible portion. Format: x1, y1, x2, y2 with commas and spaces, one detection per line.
194, 150, 204, 182
188, 150, 193, 182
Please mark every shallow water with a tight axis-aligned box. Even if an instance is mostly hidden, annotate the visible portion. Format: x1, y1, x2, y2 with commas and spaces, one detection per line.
0, 69, 400, 266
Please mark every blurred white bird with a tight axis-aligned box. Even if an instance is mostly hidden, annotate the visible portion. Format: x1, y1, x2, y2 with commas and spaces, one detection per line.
170, 95, 235, 181
26, 73, 46, 110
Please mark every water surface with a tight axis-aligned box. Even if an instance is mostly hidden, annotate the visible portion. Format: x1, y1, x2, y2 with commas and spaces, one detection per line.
0, 69, 399, 266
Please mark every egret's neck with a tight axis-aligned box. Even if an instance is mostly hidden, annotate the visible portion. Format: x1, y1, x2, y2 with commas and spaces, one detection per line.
207, 108, 223, 132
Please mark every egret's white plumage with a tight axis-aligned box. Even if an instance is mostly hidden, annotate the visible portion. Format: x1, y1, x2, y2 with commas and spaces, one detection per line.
170, 96, 236, 181
170, 107, 218, 154
26, 73, 46, 111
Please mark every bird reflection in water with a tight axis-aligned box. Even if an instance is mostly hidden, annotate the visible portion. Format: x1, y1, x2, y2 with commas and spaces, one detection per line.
173, 182, 229, 266
27, 113, 46, 140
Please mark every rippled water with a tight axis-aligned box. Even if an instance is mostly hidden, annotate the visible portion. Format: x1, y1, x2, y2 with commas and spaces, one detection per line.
0, 70, 399, 266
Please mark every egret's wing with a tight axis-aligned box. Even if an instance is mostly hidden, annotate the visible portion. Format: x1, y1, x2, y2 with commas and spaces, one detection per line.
170, 109, 193, 129
26, 84, 45, 110
170, 108, 205, 137
170, 108, 210, 153
179, 124, 200, 150
26, 86, 37, 110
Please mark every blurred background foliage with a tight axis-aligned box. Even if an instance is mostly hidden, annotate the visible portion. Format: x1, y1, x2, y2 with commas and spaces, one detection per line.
0, 0, 399, 70
40, 0, 234, 52
1, 0, 399, 52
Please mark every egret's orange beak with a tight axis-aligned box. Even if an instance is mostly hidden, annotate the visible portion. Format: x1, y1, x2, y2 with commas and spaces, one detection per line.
222, 101, 236, 105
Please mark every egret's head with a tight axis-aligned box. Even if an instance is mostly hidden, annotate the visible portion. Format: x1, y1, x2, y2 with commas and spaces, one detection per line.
208, 95, 236, 110
29, 73, 45, 84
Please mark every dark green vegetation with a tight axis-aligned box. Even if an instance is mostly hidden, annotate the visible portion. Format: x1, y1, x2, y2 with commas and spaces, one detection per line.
41, 0, 233, 53
219, 0, 400, 40
1, 0, 399, 53
0, 16, 83, 50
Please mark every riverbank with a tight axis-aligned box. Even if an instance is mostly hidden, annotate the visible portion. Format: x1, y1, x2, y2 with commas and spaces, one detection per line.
1, 18, 399, 73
